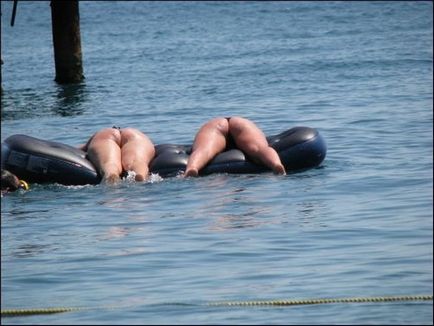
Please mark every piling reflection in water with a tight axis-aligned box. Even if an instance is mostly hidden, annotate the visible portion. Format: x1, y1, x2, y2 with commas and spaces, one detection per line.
1, 83, 88, 120
53, 82, 87, 116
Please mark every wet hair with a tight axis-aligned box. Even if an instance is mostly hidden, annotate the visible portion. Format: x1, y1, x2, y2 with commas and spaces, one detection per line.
1, 169, 22, 192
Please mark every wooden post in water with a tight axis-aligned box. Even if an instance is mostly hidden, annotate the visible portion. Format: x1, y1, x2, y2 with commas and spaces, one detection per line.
50, 0, 84, 84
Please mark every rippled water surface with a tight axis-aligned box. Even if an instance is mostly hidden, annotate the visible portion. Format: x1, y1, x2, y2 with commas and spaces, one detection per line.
1, 1, 432, 324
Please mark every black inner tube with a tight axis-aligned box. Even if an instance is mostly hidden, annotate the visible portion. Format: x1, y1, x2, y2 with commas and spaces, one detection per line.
1, 126, 327, 185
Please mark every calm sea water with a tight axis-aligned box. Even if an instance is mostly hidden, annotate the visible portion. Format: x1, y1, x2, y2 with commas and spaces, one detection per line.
1, 1, 432, 324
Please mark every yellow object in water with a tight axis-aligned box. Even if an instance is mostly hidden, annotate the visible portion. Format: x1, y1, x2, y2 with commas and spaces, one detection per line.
19, 180, 29, 190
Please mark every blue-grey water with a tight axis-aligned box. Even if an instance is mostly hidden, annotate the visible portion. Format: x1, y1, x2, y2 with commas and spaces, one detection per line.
1, 1, 432, 324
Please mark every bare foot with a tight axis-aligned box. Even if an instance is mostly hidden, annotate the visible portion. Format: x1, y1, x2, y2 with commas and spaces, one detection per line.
273, 164, 286, 175
102, 174, 121, 184
134, 174, 146, 182
184, 168, 199, 177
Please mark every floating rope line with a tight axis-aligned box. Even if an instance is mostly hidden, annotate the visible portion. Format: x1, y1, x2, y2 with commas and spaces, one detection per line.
206, 295, 433, 307
1, 307, 85, 317
1, 295, 432, 317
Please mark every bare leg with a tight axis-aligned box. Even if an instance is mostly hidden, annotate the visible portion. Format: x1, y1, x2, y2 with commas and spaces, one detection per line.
184, 117, 230, 177
229, 117, 286, 175
86, 128, 123, 183
119, 128, 155, 181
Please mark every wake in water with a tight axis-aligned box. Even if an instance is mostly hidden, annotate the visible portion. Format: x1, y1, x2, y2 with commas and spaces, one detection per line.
123, 171, 164, 184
